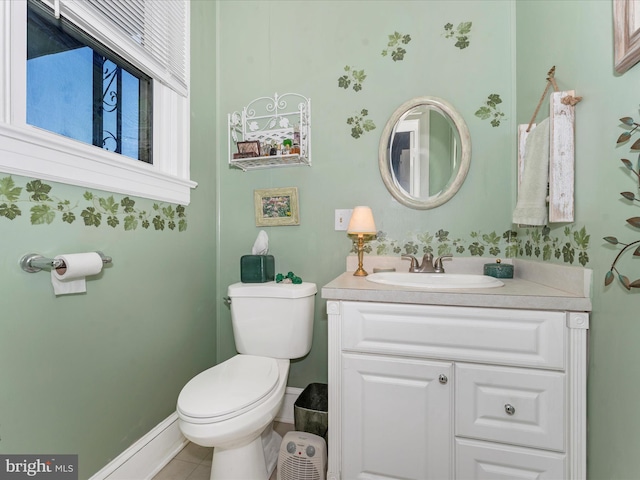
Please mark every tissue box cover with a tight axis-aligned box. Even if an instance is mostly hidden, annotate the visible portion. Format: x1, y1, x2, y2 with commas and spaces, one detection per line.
241, 255, 275, 283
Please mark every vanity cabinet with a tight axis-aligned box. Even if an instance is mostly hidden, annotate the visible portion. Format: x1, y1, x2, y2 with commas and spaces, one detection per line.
326, 300, 589, 480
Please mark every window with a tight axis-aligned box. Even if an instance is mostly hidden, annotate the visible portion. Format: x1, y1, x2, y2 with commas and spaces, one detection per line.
0, 0, 195, 204
27, 1, 153, 163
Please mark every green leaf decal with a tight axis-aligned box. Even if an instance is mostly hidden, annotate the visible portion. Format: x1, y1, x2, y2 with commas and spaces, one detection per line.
0, 203, 21, 219
604, 236, 619, 245
621, 117, 635, 125
0, 177, 22, 202
475, 94, 506, 127
30, 204, 55, 224
99, 196, 119, 215
81, 207, 102, 227
26, 180, 51, 201
381, 31, 412, 61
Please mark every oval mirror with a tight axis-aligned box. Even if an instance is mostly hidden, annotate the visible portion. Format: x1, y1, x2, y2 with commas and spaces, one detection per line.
378, 96, 471, 209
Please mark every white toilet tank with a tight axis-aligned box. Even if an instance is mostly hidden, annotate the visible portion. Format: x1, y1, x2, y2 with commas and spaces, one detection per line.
227, 282, 317, 359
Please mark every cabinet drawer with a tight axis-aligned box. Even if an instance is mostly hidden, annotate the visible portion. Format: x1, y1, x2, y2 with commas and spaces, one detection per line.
455, 363, 565, 451
341, 301, 565, 369
456, 438, 566, 479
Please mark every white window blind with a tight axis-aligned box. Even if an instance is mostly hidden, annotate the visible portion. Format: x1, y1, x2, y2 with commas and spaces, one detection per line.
42, 0, 188, 96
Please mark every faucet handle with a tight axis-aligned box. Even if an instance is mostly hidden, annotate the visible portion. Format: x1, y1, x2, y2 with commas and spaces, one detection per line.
422, 253, 433, 265
402, 255, 419, 272
434, 254, 453, 273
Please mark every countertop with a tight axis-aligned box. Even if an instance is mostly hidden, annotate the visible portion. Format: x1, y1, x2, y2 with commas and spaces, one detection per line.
321, 257, 592, 312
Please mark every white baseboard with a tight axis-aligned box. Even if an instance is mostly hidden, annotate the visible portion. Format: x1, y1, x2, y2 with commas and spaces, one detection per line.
89, 388, 301, 480
275, 387, 301, 425
89, 412, 188, 480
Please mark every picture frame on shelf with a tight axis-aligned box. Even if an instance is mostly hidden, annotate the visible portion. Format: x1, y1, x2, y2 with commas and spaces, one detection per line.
236, 140, 261, 158
254, 187, 300, 227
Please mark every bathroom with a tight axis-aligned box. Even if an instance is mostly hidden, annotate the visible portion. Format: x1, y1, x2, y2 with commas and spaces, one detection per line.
0, 0, 639, 478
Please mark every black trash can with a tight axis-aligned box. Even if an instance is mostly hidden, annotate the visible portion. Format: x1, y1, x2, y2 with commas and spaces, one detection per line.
294, 383, 328, 440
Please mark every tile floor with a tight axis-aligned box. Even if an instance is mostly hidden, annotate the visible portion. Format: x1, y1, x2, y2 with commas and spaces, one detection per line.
152, 422, 294, 480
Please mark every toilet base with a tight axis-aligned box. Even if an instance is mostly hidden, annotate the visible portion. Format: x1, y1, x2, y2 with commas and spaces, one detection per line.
209, 423, 282, 480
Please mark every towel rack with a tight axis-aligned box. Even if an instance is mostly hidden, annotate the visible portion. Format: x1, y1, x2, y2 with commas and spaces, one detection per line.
20, 252, 112, 273
518, 66, 582, 223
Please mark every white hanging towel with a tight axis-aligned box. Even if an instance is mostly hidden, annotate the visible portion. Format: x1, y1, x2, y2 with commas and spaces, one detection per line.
513, 117, 550, 226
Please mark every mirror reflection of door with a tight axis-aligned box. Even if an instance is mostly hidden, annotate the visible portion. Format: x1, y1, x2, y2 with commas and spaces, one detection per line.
392, 116, 423, 197
389, 106, 459, 200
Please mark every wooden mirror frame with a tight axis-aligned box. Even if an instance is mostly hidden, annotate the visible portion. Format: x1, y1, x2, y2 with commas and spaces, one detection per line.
378, 96, 471, 210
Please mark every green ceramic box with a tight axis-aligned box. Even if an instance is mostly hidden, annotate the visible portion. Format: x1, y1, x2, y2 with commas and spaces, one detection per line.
483, 260, 514, 279
240, 255, 275, 283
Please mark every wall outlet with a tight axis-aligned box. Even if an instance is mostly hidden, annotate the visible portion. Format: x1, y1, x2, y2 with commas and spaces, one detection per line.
335, 209, 353, 231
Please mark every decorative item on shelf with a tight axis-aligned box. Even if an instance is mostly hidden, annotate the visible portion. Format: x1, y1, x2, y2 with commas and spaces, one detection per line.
254, 187, 300, 227
347, 206, 377, 277
276, 272, 302, 284
234, 140, 260, 159
604, 115, 640, 290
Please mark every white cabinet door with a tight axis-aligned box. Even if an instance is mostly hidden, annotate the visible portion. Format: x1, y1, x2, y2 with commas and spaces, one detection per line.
342, 353, 453, 480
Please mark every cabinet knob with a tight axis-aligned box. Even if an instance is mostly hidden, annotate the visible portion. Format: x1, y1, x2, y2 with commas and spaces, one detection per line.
505, 403, 516, 415
438, 374, 448, 384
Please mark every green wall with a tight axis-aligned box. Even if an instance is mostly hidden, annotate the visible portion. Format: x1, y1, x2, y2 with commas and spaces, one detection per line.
516, 1, 640, 478
0, 2, 217, 478
216, 0, 516, 387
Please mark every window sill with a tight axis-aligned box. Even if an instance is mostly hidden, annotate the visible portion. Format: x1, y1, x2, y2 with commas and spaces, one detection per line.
0, 123, 197, 205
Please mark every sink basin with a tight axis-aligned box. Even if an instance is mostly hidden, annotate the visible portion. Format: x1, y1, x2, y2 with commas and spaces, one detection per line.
365, 272, 504, 289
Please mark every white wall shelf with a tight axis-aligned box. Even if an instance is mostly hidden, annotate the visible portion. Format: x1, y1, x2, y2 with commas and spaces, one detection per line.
227, 92, 311, 171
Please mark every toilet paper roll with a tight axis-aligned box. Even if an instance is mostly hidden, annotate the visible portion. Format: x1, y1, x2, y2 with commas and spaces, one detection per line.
51, 252, 103, 296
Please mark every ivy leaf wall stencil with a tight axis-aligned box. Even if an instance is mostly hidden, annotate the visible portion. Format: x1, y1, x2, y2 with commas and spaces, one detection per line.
356, 226, 589, 266
338, 66, 367, 92
0, 175, 187, 232
346, 109, 376, 139
381, 31, 411, 61
443, 22, 472, 49
604, 116, 640, 289
475, 93, 506, 127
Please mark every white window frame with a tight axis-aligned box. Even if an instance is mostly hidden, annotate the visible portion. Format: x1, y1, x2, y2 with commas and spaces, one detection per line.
0, 0, 196, 205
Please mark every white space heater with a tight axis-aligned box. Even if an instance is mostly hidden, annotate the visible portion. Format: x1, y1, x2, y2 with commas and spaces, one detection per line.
277, 431, 327, 480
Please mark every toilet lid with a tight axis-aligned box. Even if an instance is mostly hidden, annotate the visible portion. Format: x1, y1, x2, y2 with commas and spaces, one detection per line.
177, 355, 279, 420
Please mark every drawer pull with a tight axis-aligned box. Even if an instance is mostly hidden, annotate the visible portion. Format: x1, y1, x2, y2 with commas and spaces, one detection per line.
505, 403, 516, 415
439, 374, 448, 384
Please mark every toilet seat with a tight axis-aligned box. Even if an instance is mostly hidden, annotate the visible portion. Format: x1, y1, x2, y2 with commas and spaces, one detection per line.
177, 355, 279, 424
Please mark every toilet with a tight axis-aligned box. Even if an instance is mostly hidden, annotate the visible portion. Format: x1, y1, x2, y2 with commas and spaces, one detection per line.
177, 281, 317, 480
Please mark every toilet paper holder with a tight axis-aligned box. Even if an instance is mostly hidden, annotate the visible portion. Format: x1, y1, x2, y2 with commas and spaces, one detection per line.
20, 252, 112, 273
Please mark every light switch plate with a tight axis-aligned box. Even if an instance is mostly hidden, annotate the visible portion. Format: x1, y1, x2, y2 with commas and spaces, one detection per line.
335, 209, 353, 231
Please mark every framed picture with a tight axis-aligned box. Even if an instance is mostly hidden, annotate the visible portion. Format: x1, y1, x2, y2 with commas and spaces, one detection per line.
236, 140, 261, 157
614, 0, 640, 73
254, 187, 300, 227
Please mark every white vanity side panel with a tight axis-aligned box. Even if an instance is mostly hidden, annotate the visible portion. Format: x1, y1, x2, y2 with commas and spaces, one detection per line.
455, 363, 565, 451
456, 438, 566, 479
341, 302, 566, 369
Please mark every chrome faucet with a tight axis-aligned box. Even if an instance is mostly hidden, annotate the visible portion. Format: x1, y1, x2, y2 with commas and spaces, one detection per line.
402, 253, 453, 273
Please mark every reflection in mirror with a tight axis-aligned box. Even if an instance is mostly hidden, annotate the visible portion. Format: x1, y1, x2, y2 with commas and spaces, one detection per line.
379, 97, 471, 209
